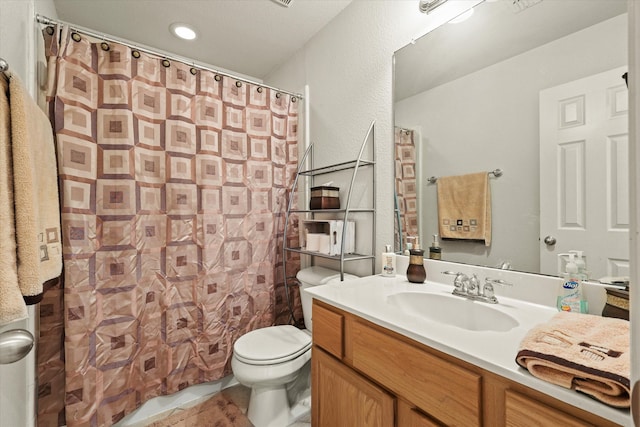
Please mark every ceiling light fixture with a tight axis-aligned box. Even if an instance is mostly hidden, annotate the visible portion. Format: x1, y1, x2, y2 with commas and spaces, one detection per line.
170, 23, 197, 40
418, 0, 448, 14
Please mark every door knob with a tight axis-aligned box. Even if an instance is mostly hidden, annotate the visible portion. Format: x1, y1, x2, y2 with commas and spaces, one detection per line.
0, 329, 34, 364
543, 235, 557, 246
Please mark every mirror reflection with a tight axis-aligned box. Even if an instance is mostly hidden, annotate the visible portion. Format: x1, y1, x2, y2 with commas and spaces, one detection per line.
393, 0, 629, 279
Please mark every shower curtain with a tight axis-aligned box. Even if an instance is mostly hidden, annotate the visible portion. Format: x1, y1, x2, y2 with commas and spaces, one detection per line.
38, 26, 302, 426
394, 127, 419, 251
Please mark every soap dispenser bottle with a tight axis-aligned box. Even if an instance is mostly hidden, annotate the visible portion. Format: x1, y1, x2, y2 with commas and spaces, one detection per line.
406, 238, 426, 283
569, 250, 588, 280
429, 234, 441, 260
381, 244, 396, 277
557, 253, 588, 313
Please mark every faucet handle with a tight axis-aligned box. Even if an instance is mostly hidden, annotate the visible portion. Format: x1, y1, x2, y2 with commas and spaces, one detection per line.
441, 271, 467, 292
483, 278, 512, 300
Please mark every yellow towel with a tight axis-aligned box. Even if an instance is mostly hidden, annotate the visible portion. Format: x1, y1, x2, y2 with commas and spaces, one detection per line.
0, 76, 28, 325
516, 312, 630, 408
0, 72, 62, 325
437, 172, 491, 246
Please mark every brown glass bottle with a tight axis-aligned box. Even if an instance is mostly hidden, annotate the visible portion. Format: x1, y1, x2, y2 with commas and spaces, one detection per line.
407, 248, 426, 283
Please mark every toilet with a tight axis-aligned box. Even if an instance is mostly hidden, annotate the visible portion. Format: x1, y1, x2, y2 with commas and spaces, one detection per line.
231, 266, 358, 427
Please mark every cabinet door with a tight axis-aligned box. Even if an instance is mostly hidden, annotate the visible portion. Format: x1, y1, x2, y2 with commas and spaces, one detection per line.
350, 319, 482, 426
313, 302, 344, 359
312, 346, 394, 427
505, 390, 594, 427
397, 400, 443, 427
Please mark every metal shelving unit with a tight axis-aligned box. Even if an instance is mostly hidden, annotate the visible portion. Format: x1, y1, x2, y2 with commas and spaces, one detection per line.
283, 120, 376, 284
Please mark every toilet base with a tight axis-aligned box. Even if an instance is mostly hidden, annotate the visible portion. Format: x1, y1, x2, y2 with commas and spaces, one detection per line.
247, 385, 290, 427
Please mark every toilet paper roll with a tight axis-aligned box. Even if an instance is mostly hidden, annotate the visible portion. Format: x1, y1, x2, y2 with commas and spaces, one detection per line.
318, 234, 331, 255
306, 233, 321, 252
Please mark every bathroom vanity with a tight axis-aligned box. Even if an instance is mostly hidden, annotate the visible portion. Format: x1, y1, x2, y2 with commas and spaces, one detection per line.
306, 275, 629, 426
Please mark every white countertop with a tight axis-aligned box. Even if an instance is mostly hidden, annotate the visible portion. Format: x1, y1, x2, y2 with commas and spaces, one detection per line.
304, 274, 630, 426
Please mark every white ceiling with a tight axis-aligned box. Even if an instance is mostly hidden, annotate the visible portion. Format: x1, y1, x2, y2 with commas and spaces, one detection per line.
51, 0, 352, 80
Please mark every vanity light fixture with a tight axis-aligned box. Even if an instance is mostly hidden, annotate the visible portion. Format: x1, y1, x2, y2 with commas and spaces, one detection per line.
170, 23, 197, 40
418, 0, 448, 14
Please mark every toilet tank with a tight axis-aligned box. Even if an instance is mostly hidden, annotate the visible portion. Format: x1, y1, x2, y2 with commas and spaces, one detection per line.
296, 266, 358, 332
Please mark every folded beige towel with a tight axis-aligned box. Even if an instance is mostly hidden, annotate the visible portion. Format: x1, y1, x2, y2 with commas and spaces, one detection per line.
437, 172, 491, 246
516, 312, 630, 408
0, 76, 28, 325
0, 72, 62, 325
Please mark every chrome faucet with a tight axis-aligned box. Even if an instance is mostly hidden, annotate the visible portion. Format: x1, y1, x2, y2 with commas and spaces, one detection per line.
441, 271, 512, 304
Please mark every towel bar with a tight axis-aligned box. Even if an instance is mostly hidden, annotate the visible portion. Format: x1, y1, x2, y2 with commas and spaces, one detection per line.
428, 168, 502, 184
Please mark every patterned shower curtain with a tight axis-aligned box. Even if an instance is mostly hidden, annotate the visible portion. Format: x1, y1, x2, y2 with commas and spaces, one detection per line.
394, 127, 419, 251
38, 26, 302, 426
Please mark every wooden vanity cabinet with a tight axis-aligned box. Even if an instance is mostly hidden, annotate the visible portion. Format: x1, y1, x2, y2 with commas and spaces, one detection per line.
311, 300, 622, 427
312, 346, 395, 427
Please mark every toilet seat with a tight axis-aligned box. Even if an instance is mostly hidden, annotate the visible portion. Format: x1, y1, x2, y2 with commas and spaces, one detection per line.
234, 325, 311, 365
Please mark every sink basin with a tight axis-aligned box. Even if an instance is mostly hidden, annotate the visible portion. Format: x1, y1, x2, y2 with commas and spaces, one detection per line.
387, 292, 519, 332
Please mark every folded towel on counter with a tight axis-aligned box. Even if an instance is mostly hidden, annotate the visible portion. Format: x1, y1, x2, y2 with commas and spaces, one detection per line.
437, 171, 491, 246
516, 312, 630, 408
0, 72, 61, 325
0, 75, 28, 325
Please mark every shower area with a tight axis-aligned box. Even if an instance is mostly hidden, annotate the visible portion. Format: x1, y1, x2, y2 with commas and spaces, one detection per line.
3, 12, 306, 426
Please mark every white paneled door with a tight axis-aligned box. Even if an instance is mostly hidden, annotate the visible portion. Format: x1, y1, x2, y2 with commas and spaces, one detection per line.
540, 66, 629, 280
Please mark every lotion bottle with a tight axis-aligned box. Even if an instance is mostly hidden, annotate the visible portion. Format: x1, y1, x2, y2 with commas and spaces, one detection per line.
381, 244, 396, 277
556, 253, 588, 313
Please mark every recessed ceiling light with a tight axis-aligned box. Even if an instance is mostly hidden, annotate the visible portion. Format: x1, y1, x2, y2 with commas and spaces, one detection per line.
170, 23, 197, 40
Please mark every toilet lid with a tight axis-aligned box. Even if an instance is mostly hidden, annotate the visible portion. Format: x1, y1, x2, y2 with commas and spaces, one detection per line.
234, 325, 311, 365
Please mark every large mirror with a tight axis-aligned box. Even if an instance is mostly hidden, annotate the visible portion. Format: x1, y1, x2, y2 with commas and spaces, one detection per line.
394, 0, 629, 279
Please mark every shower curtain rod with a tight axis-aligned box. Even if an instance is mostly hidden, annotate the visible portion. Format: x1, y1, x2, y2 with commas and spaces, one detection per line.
35, 14, 305, 100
